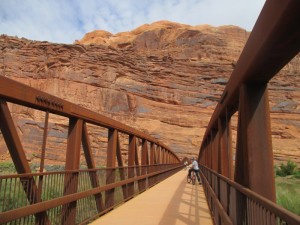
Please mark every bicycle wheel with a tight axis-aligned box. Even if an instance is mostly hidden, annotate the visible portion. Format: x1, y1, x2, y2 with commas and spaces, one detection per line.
187, 175, 191, 183
192, 175, 196, 185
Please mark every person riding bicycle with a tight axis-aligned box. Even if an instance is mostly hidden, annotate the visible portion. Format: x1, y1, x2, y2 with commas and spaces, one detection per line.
188, 157, 201, 184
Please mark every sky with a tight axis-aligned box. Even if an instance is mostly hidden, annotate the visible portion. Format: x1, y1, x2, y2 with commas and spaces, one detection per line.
0, 0, 265, 44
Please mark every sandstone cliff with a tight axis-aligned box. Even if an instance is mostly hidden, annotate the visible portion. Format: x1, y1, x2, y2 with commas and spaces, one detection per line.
0, 21, 299, 166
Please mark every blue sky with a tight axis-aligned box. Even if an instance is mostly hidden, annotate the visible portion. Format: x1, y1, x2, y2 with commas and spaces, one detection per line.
0, 0, 265, 44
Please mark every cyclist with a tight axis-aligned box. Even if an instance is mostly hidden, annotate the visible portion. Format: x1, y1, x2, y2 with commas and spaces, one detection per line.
188, 157, 201, 184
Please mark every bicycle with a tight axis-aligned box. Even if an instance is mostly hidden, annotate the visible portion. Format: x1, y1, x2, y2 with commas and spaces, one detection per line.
187, 171, 196, 185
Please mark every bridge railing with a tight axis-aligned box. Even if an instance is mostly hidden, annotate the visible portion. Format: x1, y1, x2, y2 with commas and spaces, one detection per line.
0, 76, 182, 224
198, 0, 300, 224
200, 165, 300, 225
0, 164, 182, 224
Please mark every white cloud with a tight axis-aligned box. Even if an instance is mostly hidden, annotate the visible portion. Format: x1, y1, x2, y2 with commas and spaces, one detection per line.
0, 0, 265, 44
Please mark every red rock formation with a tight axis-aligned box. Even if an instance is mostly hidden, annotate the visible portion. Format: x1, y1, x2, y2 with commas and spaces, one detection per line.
0, 21, 299, 167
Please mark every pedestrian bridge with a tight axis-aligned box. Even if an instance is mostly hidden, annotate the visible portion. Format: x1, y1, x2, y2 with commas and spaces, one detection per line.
1, 1, 300, 225
90, 170, 213, 225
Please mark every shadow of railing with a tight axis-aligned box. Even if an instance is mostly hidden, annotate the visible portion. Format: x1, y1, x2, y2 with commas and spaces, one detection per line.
158, 171, 212, 225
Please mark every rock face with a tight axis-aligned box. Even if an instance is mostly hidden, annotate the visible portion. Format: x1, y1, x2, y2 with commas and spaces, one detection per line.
0, 21, 299, 167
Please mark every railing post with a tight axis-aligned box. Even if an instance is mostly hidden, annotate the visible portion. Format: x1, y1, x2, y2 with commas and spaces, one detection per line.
62, 118, 83, 225
141, 139, 148, 191
161, 148, 165, 164
207, 134, 212, 169
218, 116, 233, 179
211, 129, 219, 172
105, 128, 118, 209
165, 151, 169, 164
128, 135, 136, 197
199, 145, 205, 166
204, 145, 208, 166
116, 133, 128, 200
157, 146, 161, 164
233, 83, 275, 225
229, 186, 246, 225
204, 141, 209, 167
154, 145, 158, 165
235, 83, 275, 201
165, 149, 170, 164
37, 111, 49, 224
149, 143, 155, 186
135, 139, 142, 191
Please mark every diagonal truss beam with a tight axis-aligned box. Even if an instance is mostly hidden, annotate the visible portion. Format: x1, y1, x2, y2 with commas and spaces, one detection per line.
0, 100, 49, 223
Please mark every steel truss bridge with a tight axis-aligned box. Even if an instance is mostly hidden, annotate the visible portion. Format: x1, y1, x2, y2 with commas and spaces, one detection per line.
1, 1, 300, 224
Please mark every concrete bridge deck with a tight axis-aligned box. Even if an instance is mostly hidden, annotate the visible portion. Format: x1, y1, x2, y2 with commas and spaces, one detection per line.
90, 169, 213, 225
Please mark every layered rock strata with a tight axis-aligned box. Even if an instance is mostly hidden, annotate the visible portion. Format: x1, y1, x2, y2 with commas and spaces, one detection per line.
0, 21, 299, 166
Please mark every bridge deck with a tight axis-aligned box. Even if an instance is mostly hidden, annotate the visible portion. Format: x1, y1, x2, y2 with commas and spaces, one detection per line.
90, 169, 213, 225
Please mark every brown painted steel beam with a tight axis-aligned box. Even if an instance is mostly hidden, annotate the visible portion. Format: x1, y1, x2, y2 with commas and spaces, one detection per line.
82, 122, 96, 169
116, 135, 124, 168
150, 143, 155, 165
128, 135, 136, 197
62, 118, 83, 225
65, 118, 83, 170
203, 142, 208, 166
82, 122, 104, 212
156, 146, 161, 164
0, 101, 49, 223
234, 84, 275, 201
135, 139, 143, 192
141, 139, 148, 166
0, 76, 179, 161
141, 139, 148, 190
207, 136, 212, 169
36, 111, 49, 223
116, 133, 128, 200
211, 130, 219, 172
0, 101, 31, 173
134, 141, 140, 166
162, 148, 165, 164
166, 149, 169, 164
39, 111, 49, 174
149, 144, 155, 187
218, 116, 233, 179
105, 128, 117, 208
200, 0, 300, 150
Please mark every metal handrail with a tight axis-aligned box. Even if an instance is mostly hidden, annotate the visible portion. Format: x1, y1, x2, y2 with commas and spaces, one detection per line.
0, 76, 178, 160
200, 165, 300, 225
0, 164, 182, 224
198, 1, 300, 224
200, 0, 300, 144
0, 75, 182, 224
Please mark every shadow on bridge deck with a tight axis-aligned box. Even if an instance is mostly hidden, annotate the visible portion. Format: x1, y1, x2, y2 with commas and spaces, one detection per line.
90, 169, 213, 225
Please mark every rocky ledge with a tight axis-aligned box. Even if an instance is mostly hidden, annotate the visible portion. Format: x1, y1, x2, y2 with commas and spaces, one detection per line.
0, 21, 299, 166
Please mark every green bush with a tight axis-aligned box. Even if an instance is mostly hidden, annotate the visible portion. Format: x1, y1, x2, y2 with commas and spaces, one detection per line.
275, 161, 297, 177
294, 170, 300, 179
0, 161, 16, 174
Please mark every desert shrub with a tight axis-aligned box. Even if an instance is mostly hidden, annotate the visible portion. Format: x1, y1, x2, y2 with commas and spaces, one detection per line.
276, 161, 297, 177
0, 161, 16, 174
294, 169, 300, 179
